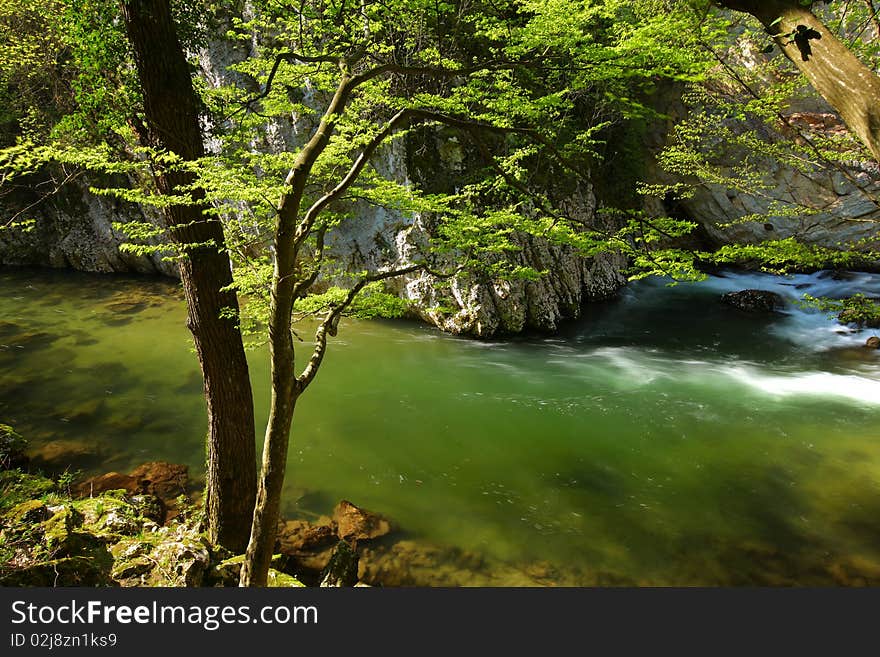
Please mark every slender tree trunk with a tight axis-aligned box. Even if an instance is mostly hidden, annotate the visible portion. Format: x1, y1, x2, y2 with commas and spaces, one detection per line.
120, 0, 257, 552
239, 75, 354, 587
718, 0, 880, 161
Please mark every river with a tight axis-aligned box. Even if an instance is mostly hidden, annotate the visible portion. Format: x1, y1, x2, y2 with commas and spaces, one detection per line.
1, 266, 879, 585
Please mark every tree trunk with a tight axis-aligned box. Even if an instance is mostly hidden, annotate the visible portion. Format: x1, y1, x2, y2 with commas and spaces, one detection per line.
239, 74, 355, 587
718, 0, 880, 161
120, 0, 257, 552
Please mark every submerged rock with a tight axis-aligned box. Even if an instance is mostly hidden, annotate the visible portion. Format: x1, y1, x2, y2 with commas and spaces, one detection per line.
721, 289, 786, 313
27, 438, 103, 470
277, 518, 337, 552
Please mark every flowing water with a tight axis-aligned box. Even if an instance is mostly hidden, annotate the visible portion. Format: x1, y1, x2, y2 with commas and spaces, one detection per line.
2, 266, 879, 585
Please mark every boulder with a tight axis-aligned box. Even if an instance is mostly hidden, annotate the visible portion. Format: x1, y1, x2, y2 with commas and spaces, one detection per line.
74, 472, 139, 497
721, 289, 786, 313
332, 500, 392, 541
277, 519, 338, 553
129, 461, 189, 500
144, 527, 210, 586
5, 499, 49, 524
866, 336, 880, 349
129, 494, 166, 524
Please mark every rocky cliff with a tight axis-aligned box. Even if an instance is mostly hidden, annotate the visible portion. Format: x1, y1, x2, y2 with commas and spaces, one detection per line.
0, 172, 176, 277
0, 37, 628, 338
678, 116, 880, 256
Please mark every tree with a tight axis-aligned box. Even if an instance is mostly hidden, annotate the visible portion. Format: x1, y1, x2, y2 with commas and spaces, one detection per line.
200, 0, 714, 586
2, 0, 717, 586
117, 0, 258, 553
713, 0, 880, 161
0, 0, 258, 552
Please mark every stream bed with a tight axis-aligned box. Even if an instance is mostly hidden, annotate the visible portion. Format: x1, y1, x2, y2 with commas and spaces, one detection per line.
1, 266, 879, 585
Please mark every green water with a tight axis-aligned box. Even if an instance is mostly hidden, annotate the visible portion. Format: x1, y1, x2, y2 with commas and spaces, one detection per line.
2, 266, 880, 585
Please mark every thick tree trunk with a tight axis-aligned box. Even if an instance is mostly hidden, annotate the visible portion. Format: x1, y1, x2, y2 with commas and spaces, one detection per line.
120, 0, 257, 552
718, 0, 880, 161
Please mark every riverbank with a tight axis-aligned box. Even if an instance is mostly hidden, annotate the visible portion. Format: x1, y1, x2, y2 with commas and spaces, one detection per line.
0, 428, 586, 587
5, 425, 880, 587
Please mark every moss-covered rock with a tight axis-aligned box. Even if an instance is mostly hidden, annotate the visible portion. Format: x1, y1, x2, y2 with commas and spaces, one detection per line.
0, 556, 115, 587
0, 424, 27, 470
129, 494, 165, 524
41, 505, 84, 552
73, 495, 145, 538
267, 569, 305, 587
5, 499, 49, 525
0, 470, 56, 514
208, 553, 300, 587
142, 526, 211, 586
0, 505, 116, 586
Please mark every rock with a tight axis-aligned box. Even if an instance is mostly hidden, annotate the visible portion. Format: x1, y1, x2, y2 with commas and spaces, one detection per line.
27, 438, 102, 470
56, 398, 104, 423
74, 472, 139, 497
209, 554, 296, 587
0, 556, 114, 587
721, 289, 786, 313
129, 461, 189, 501
0, 171, 177, 276
0, 424, 27, 470
866, 336, 880, 349
5, 499, 49, 524
144, 527, 210, 586
358, 540, 479, 587
267, 569, 306, 588
839, 308, 880, 329
332, 500, 392, 541
129, 494, 166, 524
277, 519, 338, 553
72, 495, 146, 538
320, 540, 359, 587
110, 556, 154, 584
0, 470, 56, 514
41, 506, 85, 552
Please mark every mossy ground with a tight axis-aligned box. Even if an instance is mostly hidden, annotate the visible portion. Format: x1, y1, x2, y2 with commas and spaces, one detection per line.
0, 469, 304, 588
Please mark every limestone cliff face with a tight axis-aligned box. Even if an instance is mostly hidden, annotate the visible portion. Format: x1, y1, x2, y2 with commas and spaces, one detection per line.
0, 36, 627, 337
681, 154, 880, 254
642, 30, 880, 261
210, 38, 629, 337
0, 173, 176, 277
312, 129, 627, 337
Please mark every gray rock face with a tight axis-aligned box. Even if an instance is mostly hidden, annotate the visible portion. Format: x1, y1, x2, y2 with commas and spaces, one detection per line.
200, 37, 630, 337
681, 155, 880, 255
0, 173, 176, 277
2, 36, 628, 337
